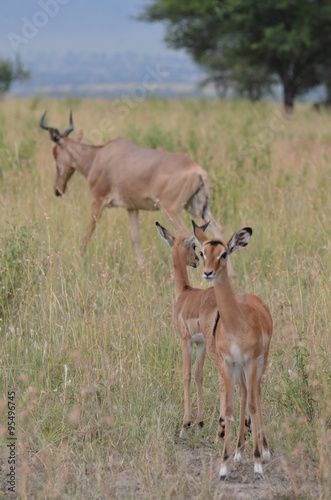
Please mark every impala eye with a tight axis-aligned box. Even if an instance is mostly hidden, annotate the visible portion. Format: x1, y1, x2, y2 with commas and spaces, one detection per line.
200, 251, 204, 259
221, 252, 227, 259
193, 244, 196, 251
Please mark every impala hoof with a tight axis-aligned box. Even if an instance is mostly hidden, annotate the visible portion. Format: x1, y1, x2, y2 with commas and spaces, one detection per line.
219, 465, 228, 480
179, 422, 191, 438
254, 462, 264, 479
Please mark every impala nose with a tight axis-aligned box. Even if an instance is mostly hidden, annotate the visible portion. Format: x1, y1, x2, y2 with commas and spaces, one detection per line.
203, 270, 213, 280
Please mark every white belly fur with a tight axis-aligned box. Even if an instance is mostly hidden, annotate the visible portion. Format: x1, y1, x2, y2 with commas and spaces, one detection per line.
190, 332, 204, 345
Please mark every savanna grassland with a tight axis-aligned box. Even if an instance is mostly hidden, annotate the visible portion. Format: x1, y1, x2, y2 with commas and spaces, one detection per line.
0, 97, 330, 499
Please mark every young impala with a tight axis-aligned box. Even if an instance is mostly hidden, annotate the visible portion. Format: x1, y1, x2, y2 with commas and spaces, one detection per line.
40, 111, 235, 277
193, 222, 273, 479
156, 222, 251, 440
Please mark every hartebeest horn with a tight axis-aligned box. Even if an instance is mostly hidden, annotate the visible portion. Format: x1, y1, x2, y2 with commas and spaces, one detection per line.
39, 111, 61, 140
40, 111, 74, 142
62, 110, 74, 137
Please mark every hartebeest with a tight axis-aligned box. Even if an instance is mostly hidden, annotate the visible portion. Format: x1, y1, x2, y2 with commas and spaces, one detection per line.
40, 112, 232, 271
193, 223, 273, 479
156, 221, 251, 440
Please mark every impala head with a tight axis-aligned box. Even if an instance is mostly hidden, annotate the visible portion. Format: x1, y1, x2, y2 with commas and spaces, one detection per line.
40, 111, 83, 196
192, 220, 252, 282
156, 221, 209, 268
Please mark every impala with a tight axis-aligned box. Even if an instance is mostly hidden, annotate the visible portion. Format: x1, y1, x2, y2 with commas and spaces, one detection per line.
156, 221, 251, 440
40, 112, 232, 272
193, 222, 273, 479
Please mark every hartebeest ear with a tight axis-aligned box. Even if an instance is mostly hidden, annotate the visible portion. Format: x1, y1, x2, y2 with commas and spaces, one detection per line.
74, 129, 84, 142
228, 227, 252, 254
155, 221, 175, 247
192, 219, 209, 245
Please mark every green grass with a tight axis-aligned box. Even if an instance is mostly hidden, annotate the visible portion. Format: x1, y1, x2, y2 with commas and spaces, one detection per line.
0, 97, 330, 498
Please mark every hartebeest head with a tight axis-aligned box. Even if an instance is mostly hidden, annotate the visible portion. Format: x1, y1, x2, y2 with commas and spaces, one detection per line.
40, 111, 83, 196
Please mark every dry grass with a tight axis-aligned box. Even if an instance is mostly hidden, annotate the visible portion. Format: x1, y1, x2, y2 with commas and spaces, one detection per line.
0, 97, 330, 498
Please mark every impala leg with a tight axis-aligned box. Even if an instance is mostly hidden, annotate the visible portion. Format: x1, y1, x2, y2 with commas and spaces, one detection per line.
127, 209, 142, 264
194, 341, 206, 427
180, 338, 193, 438
217, 365, 226, 441
257, 382, 271, 461
235, 373, 248, 463
202, 335, 225, 441
80, 199, 103, 255
246, 360, 263, 477
220, 361, 235, 480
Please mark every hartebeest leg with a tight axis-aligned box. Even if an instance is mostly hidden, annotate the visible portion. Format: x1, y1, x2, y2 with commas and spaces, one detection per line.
202, 207, 226, 243
162, 208, 187, 236
194, 341, 206, 427
127, 209, 142, 263
202, 206, 237, 279
180, 338, 193, 438
80, 198, 104, 255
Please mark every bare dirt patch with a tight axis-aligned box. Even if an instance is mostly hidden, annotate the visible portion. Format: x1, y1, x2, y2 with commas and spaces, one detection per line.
112, 439, 322, 499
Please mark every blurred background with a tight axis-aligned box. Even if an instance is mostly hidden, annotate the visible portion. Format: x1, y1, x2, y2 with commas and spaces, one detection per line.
0, 0, 204, 99
1, 0, 331, 108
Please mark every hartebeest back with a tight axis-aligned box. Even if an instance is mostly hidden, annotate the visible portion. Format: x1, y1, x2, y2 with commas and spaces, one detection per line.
40, 112, 233, 273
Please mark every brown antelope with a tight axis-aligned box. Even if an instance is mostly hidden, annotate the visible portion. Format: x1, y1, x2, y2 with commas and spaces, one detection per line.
156, 221, 251, 440
193, 222, 273, 479
40, 112, 233, 272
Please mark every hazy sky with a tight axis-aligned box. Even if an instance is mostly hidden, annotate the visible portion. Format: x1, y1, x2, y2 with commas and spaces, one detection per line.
1, 0, 177, 58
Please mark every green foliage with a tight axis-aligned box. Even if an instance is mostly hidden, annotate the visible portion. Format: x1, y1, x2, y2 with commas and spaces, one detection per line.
139, 0, 331, 109
0, 133, 36, 178
0, 222, 29, 317
0, 54, 30, 96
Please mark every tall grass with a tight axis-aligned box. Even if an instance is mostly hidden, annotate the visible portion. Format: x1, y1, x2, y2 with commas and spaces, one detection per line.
0, 98, 330, 498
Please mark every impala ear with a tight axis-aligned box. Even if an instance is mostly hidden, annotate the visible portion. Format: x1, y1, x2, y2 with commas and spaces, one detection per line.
192, 219, 209, 245
198, 220, 210, 232
156, 221, 175, 247
228, 227, 252, 254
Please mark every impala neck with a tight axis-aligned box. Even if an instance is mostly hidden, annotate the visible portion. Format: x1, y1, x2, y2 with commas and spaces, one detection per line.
171, 248, 191, 301
213, 266, 244, 333
65, 140, 97, 178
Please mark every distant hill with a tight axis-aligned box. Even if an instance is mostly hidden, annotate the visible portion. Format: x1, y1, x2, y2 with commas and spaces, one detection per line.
10, 51, 213, 98
9, 50, 325, 101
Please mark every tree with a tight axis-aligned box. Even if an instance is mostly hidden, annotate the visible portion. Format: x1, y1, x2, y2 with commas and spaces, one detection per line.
0, 55, 30, 96
138, 0, 331, 110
